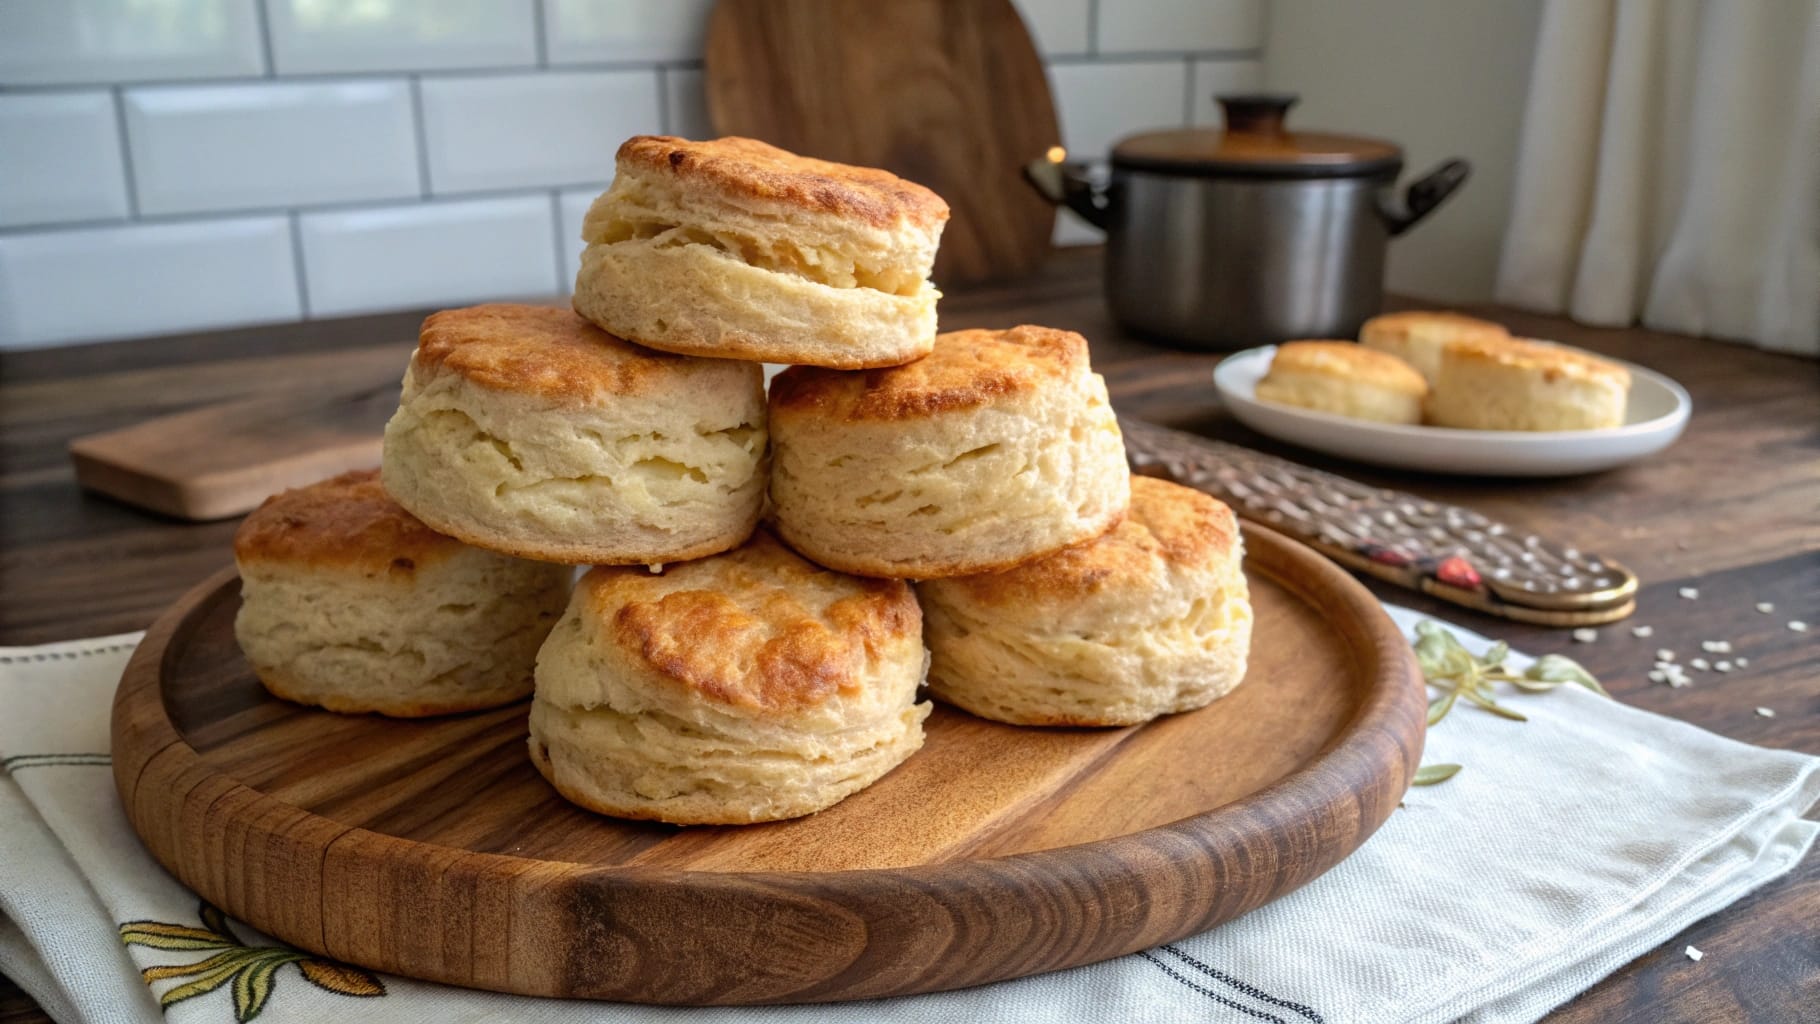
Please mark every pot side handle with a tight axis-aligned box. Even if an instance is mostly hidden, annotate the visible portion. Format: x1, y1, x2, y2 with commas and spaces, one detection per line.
1023, 154, 1111, 231
1382, 158, 1471, 236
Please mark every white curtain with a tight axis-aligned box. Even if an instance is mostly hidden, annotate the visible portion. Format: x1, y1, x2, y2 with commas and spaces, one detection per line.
1496, 0, 1819, 355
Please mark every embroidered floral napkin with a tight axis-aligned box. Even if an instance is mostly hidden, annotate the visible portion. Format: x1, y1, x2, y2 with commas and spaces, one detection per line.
2, 607, 1815, 1024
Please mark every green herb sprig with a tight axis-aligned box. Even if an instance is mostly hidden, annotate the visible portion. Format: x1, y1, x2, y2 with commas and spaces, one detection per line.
1409, 621, 1607, 787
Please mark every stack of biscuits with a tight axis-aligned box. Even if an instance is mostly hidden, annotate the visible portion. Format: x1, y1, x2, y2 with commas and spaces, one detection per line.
232, 135, 1255, 826
1256, 311, 1632, 431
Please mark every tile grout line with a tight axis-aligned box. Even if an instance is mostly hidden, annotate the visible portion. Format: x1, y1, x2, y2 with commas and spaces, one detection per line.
532, 0, 549, 68
1182, 57, 1195, 125
655, 66, 672, 135
547, 190, 568, 295
109, 86, 141, 218
0, 58, 723, 93
252, 0, 278, 76
1258, 0, 1273, 77
1087, 0, 1100, 55
1046, 48, 1262, 67
0, 182, 613, 237
287, 209, 311, 318
408, 75, 433, 198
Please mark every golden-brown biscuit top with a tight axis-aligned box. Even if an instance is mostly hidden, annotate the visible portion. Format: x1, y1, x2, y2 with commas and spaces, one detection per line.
234, 469, 462, 573
583, 529, 920, 714
413, 303, 734, 402
1361, 311, 1509, 343
1447, 336, 1631, 385
932, 477, 1238, 605
1267, 340, 1427, 394
617, 135, 950, 229
770, 325, 1090, 422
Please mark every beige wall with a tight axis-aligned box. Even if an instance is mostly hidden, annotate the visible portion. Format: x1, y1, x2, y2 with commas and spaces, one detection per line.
1262, 0, 1543, 303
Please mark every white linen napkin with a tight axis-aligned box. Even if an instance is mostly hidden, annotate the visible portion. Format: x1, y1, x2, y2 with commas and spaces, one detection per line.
2, 608, 1815, 1024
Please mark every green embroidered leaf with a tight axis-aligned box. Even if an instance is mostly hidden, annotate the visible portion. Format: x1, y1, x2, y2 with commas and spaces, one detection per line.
1412, 763, 1463, 785
1407, 623, 1611, 794
200, 902, 236, 941
1427, 690, 1459, 725
298, 959, 386, 998
1413, 621, 1477, 680
233, 953, 300, 1021
128, 905, 387, 1016
1481, 640, 1510, 669
157, 956, 247, 1007
1525, 654, 1609, 696
141, 949, 262, 983
1460, 687, 1529, 721
120, 922, 235, 951
1507, 676, 1566, 693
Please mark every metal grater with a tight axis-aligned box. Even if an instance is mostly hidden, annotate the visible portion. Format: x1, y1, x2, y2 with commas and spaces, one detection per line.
1120, 417, 1638, 626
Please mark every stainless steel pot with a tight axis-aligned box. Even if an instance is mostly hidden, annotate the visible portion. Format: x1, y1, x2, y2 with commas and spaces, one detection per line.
1026, 94, 1470, 351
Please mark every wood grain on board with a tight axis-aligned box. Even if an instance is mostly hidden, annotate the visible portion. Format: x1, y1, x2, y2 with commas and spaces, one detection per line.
704, 0, 1060, 286
69, 383, 397, 520
110, 525, 1425, 1003
5, 247, 1816, 1020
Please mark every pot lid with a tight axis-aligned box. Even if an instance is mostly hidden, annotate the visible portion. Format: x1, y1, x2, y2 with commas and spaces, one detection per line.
1111, 93, 1402, 179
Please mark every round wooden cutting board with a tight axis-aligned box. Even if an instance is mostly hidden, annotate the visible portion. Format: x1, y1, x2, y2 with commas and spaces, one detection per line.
111, 524, 1425, 1005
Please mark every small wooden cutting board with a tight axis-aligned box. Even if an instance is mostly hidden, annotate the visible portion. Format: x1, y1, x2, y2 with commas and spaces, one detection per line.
69, 384, 399, 521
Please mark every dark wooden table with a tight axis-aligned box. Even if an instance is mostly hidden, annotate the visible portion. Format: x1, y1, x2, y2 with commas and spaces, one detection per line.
2, 247, 1814, 1022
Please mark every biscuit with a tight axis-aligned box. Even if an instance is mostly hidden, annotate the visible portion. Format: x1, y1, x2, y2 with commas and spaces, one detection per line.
233, 469, 570, 717
1427, 336, 1630, 431
1359, 311, 1510, 383
1254, 340, 1428, 424
527, 528, 931, 825
382, 303, 767, 565
572, 136, 949, 369
918, 476, 1251, 726
767, 325, 1131, 579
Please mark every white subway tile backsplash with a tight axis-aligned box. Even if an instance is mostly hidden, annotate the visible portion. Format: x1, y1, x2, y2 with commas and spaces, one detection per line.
1190, 59, 1267, 125
1012, 0, 1091, 56
1097, 0, 1262, 54
124, 81, 420, 215
0, 217, 299, 348
662, 68, 712, 139
0, 0, 264, 85
264, 0, 537, 74
543, 0, 712, 64
419, 72, 660, 193
1, 0, 1274, 340
557, 186, 605, 292
1049, 61, 1188, 158
0, 92, 130, 227
299, 196, 557, 316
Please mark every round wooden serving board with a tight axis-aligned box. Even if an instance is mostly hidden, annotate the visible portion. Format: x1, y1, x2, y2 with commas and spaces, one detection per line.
111, 524, 1425, 1005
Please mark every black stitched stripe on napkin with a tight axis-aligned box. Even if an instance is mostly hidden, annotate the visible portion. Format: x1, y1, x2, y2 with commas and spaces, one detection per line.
2, 753, 112, 772
1162, 945, 1326, 1023
1137, 950, 1289, 1023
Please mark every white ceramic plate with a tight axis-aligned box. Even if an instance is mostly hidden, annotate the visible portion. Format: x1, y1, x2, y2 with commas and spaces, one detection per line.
1213, 346, 1691, 476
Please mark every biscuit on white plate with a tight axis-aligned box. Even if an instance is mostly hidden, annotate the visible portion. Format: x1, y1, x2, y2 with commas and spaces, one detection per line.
382, 303, 767, 565
527, 528, 930, 825
573, 135, 948, 369
234, 469, 570, 717
1254, 340, 1428, 424
1427, 336, 1630, 431
1359, 310, 1510, 383
767, 324, 1130, 579
918, 476, 1251, 727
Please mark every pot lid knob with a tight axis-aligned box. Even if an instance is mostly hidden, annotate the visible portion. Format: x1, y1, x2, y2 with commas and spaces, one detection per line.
1218, 92, 1299, 136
